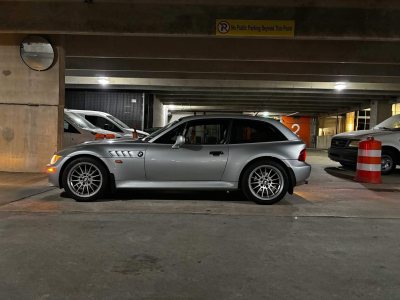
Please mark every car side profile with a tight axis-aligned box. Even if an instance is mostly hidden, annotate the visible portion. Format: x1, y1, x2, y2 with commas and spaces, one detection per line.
47, 115, 311, 205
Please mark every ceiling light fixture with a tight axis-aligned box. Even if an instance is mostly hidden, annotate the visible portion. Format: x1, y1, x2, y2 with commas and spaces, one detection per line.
169, 105, 175, 109
286, 112, 299, 117
98, 77, 109, 85
334, 82, 347, 90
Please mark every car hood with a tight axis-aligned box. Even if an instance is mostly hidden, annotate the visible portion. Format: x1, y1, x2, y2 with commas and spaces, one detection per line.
334, 129, 393, 139
124, 128, 149, 136
88, 128, 122, 137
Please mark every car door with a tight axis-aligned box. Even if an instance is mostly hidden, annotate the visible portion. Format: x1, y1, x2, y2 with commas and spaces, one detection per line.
145, 118, 230, 181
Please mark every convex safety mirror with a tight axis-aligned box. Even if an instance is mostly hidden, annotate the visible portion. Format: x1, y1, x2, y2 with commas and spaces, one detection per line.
20, 35, 55, 71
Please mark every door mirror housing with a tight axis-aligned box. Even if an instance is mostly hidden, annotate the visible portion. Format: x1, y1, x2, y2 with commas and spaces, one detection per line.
172, 135, 185, 149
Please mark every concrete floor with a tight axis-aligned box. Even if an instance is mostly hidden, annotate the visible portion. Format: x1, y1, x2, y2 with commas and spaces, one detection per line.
0, 150, 399, 299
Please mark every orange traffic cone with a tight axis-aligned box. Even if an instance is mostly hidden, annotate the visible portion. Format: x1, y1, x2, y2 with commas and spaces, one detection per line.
132, 124, 138, 138
354, 137, 382, 184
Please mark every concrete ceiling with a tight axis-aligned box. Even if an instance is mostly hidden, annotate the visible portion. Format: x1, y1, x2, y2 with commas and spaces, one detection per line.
64, 35, 400, 116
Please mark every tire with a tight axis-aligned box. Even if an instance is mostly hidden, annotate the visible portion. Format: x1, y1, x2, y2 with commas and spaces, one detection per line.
381, 150, 397, 175
242, 159, 289, 205
339, 162, 355, 168
62, 157, 109, 202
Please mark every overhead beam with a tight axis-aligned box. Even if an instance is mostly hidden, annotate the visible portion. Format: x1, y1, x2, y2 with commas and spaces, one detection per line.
155, 92, 391, 100
65, 76, 400, 93
158, 97, 371, 103
65, 35, 400, 65
66, 83, 400, 96
65, 70, 400, 84
67, 57, 400, 78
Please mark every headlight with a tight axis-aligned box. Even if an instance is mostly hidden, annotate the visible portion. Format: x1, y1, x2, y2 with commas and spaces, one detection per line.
348, 140, 360, 148
50, 155, 62, 164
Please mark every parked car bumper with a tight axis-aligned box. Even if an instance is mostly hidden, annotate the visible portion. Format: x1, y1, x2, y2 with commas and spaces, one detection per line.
328, 147, 358, 165
285, 160, 311, 186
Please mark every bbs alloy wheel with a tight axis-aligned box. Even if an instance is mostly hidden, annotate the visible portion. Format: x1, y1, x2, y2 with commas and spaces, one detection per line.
62, 157, 108, 202
242, 160, 289, 205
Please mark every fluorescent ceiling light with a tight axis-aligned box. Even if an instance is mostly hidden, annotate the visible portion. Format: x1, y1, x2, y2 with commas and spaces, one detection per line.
169, 105, 175, 109
286, 112, 299, 117
98, 77, 109, 85
334, 82, 347, 90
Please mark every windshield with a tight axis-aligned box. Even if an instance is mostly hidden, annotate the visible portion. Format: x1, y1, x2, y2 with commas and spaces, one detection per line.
107, 114, 130, 129
144, 120, 181, 140
64, 110, 98, 130
376, 114, 400, 130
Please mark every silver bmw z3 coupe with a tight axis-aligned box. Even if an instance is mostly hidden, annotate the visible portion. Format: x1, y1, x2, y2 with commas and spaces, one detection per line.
47, 115, 311, 205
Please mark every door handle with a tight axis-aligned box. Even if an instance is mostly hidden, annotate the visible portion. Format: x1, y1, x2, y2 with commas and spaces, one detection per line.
209, 151, 224, 156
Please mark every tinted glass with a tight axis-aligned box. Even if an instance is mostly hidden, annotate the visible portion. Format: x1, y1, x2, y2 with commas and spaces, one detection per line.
146, 120, 181, 141
108, 115, 129, 129
63, 121, 80, 134
155, 123, 187, 144
230, 119, 286, 144
184, 119, 230, 145
85, 116, 123, 133
64, 111, 97, 130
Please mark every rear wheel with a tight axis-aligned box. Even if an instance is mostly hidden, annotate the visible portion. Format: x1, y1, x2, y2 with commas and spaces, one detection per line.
242, 160, 289, 205
381, 150, 396, 175
62, 157, 109, 202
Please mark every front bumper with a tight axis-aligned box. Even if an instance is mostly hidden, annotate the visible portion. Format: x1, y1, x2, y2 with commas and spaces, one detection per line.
328, 147, 358, 165
46, 156, 73, 188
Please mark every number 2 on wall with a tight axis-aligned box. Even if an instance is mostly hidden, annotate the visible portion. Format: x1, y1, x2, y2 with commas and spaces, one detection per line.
291, 124, 300, 136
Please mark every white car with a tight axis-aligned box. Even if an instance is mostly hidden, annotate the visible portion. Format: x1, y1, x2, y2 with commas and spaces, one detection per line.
329, 114, 400, 174
64, 110, 121, 148
69, 110, 149, 138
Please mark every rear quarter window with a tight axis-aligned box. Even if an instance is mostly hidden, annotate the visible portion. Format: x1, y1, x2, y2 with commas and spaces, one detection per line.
229, 119, 287, 144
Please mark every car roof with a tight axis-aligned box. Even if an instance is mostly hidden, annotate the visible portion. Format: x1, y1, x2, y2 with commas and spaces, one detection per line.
177, 114, 281, 124
68, 109, 110, 116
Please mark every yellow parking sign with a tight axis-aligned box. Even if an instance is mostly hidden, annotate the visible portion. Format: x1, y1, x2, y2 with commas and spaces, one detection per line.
216, 19, 295, 37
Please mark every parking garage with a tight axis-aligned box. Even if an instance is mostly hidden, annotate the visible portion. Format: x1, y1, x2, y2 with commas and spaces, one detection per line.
1, 1, 400, 299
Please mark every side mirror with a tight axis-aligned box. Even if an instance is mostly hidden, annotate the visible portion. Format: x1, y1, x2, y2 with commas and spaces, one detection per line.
172, 135, 185, 149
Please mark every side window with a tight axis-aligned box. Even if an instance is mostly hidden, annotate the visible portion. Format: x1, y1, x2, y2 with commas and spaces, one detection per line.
154, 123, 187, 144
184, 119, 230, 145
64, 121, 80, 134
85, 116, 123, 133
229, 119, 286, 144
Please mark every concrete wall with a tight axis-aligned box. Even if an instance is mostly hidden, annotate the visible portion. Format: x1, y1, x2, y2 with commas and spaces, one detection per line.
0, 34, 64, 172
152, 97, 168, 128
370, 100, 392, 127
316, 135, 333, 150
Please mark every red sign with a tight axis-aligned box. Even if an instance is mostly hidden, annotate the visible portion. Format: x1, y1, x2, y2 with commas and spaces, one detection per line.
281, 116, 311, 148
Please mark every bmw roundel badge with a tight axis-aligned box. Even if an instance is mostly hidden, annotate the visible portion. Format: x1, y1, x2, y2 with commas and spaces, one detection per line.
138, 151, 144, 157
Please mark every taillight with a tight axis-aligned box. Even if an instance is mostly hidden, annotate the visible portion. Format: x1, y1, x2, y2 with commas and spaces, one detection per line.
298, 149, 306, 162
106, 134, 115, 139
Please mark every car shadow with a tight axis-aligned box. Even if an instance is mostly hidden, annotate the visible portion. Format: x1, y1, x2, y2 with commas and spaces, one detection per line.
60, 189, 255, 205
59, 189, 311, 205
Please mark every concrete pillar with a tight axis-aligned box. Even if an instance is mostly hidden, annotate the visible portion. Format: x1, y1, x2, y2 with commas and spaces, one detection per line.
0, 34, 64, 172
152, 96, 167, 127
370, 100, 392, 128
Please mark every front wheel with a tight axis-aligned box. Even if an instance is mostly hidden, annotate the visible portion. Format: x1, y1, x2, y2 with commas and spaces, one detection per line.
381, 150, 396, 175
62, 157, 109, 202
242, 160, 289, 205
